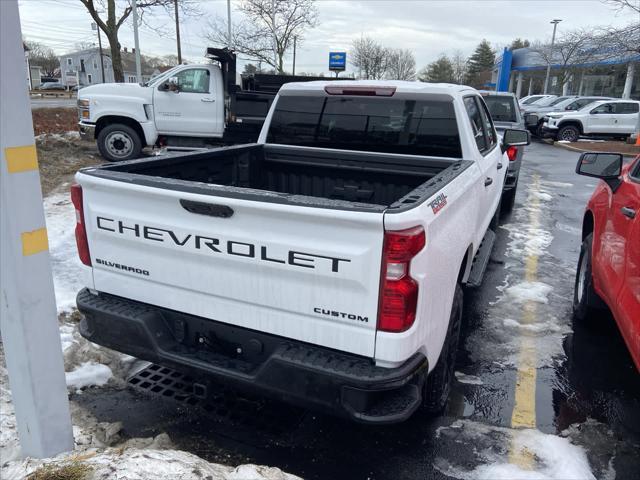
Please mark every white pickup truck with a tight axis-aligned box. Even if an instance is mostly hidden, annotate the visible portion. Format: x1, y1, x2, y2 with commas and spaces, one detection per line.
77, 48, 328, 161
542, 99, 640, 142
73, 81, 529, 423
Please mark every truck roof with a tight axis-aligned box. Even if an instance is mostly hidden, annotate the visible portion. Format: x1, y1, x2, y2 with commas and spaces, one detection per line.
279, 80, 476, 97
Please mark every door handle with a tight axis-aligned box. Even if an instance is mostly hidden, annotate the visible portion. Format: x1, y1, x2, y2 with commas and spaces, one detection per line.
484, 177, 493, 187
201, 98, 215, 102
497, 162, 503, 170
621, 207, 636, 219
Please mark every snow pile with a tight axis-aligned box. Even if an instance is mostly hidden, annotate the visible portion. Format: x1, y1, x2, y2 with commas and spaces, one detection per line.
66, 362, 113, 390
34, 131, 81, 142
506, 281, 554, 304
434, 420, 596, 480
3, 448, 301, 480
44, 192, 84, 313
454, 372, 484, 385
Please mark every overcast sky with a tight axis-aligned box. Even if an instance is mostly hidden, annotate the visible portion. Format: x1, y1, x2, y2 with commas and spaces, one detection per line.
17, 0, 635, 75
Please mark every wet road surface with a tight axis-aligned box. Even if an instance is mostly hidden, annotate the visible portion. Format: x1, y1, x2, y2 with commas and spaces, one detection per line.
74, 141, 640, 479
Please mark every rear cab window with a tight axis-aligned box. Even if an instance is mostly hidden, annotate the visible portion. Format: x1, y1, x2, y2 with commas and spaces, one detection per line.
481, 95, 518, 122
267, 94, 462, 158
615, 103, 639, 114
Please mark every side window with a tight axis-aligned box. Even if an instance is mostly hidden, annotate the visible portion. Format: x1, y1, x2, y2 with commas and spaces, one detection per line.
476, 97, 497, 150
592, 103, 613, 114
464, 96, 487, 152
614, 103, 639, 114
175, 69, 210, 93
631, 158, 640, 181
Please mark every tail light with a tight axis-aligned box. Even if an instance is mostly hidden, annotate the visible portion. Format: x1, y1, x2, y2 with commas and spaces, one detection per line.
506, 145, 518, 162
378, 226, 425, 332
70, 183, 91, 266
324, 86, 396, 96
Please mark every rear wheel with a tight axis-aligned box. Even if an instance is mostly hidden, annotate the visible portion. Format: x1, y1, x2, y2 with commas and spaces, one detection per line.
97, 123, 142, 162
573, 233, 606, 321
558, 125, 580, 143
490, 195, 502, 230
423, 284, 463, 413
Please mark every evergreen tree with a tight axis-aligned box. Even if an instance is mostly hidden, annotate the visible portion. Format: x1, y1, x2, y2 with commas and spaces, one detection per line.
419, 55, 455, 83
510, 38, 531, 50
465, 39, 495, 87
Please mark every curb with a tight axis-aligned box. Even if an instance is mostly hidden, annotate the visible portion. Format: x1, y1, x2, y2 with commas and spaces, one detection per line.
552, 141, 639, 158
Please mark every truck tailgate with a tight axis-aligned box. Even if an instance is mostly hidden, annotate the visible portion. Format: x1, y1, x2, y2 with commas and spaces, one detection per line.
79, 174, 384, 357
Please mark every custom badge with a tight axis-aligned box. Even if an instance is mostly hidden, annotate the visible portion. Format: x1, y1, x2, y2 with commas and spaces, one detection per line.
429, 193, 448, 214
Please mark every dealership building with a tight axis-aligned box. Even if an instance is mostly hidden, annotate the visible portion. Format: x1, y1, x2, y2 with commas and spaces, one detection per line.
492, 46, 639, 100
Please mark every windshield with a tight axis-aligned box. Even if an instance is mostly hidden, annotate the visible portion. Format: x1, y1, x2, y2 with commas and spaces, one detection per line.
267, 95, 462, 158
145, 66, 182, 87
521, 96, 544, 105
483, 96, 518, 122
534, 96, 560, 107
548, 96, 573, 106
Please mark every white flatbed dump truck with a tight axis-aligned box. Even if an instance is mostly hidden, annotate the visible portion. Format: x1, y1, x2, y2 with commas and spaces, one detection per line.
72, 81, 529, 423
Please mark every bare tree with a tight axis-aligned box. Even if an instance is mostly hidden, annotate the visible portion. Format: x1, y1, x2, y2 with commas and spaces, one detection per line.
451, 49, 467, 84
386, 48, 416, 80
598, 22, 640, 55
603, 0, 640, 13
351, 36, 389, 80
531, 28, 605, 93
206, 0, 318, 74
24, 40, 59, 77
78, 0, 196, 82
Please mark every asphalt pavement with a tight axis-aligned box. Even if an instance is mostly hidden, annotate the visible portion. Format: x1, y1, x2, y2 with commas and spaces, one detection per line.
30, 97, 76, 109
73, 140, 640, 479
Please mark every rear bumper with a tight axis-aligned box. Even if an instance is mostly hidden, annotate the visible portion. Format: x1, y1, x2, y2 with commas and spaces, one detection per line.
77, 288, 428, 424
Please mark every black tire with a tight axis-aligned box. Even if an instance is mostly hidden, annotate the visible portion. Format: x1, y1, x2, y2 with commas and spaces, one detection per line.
97, 123, 143, 162
490, 195, 502, 230
535, 122, 545, 138
557, 125, 580, 143
423, 284, 463, 413
502, 182, 517, 213
573, 233, 606, 321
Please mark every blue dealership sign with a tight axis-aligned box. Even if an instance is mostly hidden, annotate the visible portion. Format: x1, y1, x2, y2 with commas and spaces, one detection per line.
329, 52, 346, 71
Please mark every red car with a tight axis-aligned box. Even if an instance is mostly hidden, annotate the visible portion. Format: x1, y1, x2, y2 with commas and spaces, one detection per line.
574, 152, 640, 371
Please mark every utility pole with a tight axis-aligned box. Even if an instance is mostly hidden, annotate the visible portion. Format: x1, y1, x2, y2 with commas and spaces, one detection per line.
92, 23, 106, 83
292, 36, 297, 75
543, 19, 562, 94
132, 0, 142, 83
227, 0, 232, 49
272, 0, 277, 72
1, 0, 74, 459
174, 0, 182, 64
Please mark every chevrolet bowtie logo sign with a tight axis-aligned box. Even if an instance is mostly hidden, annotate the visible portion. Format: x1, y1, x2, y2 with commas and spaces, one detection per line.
329, 52, 346, 71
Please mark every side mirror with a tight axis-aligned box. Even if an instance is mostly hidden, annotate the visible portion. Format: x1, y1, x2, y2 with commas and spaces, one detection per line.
501, 128, 530, 152
161, 76, 180, 92
576, 152, 623, 190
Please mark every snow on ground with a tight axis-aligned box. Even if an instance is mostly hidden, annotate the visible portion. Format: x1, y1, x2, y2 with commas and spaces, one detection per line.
506, 281, 554, 304
434, 420, 596, 480
454, 372, 484, 386
65, 362, 113, 390
44, 192, 84, 314
34, 131, 80, 142
0, 190, 302, 479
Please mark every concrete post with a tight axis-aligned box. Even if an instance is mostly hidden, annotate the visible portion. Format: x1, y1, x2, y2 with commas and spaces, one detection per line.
622, 62, 636, 100
0, 0, 74, 459
515, 72, 523, 99
562, 74, 572, 95
578, 74, 585, 95
508, 74, 515, 93
528, 78, 533, 96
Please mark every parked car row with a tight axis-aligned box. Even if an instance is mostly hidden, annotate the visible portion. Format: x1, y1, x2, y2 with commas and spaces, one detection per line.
518, 94, 639, 142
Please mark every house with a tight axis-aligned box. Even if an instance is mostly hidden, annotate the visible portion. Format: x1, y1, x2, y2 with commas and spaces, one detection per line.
59, 47, 113, 86
58, 47, 157, 86
29, 65, 43, 88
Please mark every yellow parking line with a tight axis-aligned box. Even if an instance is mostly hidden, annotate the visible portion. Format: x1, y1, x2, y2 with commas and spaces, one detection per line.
508, 174, 541, 468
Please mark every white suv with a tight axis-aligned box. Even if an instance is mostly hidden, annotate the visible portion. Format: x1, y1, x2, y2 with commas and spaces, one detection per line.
543, 99, 640, 142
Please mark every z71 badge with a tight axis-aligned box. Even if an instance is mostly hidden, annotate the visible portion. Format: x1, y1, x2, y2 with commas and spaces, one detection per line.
429, 193, 448, 214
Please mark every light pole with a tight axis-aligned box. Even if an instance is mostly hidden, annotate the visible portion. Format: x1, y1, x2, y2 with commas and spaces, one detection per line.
91, 22, 105, 83
132, 0, 142, 83
543, 19, 562, 94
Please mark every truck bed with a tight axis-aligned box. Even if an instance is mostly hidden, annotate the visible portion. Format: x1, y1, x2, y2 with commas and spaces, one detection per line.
84, 144, 471, 212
